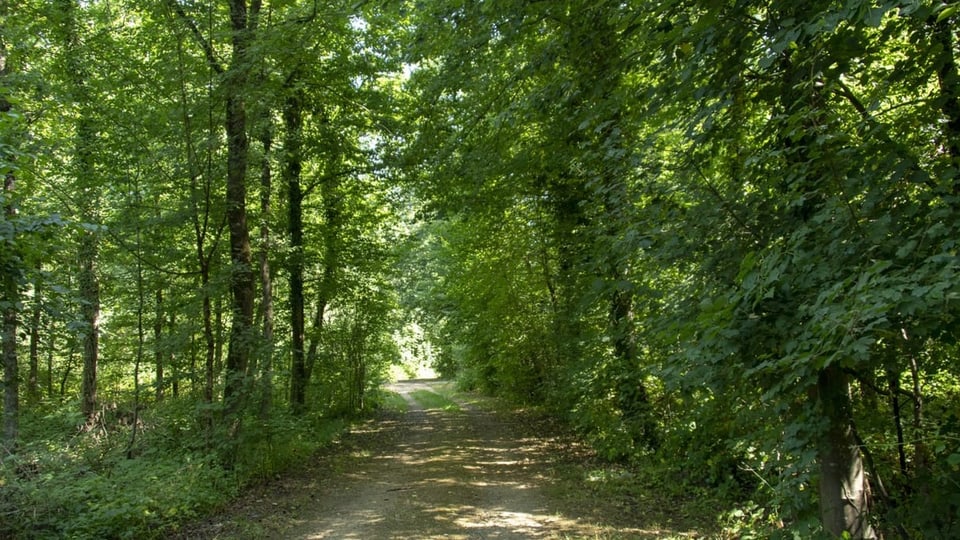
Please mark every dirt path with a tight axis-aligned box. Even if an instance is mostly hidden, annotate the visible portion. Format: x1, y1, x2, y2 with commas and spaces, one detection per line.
184, 380, 701, 539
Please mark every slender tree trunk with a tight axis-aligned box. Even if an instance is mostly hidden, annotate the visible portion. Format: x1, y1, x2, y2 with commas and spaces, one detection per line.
127, 200, 145, 458
46, 324, 54, 397
887, 366, 907, 476
154, 288, 164, 400
28, 271, 40, 402
78, 231, 100, 421
284, 82, 307, 413
256, 119, 274, 416
170, 310, 179, 398
304, 163, 344, 391
175, 22, 217, 408
305, 300, 325, 384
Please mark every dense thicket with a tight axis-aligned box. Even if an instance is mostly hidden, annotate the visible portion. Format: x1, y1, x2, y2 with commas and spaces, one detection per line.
401, 1, 960, 537
1, 0, 959, 538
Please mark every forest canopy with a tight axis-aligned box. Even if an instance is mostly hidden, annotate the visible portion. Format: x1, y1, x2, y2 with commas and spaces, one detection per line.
2, 1, 959, 538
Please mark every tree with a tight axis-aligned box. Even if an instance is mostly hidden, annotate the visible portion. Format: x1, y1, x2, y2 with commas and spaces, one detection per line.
54, 0, 102, 422
220, 0, 258, 425
1, 0, 19, 448
285, 73, 307, 413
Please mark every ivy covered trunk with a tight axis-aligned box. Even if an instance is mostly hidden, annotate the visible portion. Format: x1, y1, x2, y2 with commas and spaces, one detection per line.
78, 232, 100, 420
57, 0, 101, 422
2, 148, 17, 451
222, 0, 257, 421
1, 7, 18, 449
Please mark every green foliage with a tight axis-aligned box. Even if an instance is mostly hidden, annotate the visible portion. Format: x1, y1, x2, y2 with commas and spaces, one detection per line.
4, 0, 960, 536
399, 0, 960, 536
0, 397, 348, 539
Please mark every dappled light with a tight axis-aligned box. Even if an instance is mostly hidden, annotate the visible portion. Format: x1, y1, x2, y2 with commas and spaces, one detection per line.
278, 380, 700, 539
4, 1, 959, 538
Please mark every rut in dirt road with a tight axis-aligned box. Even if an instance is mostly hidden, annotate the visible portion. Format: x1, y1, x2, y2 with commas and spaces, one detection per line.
280, 379, 598, 539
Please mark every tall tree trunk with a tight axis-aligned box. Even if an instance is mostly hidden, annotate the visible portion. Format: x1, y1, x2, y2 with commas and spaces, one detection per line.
78, 231, 100, 421
127, 196, 145, 458
46, 323, 54, 397
173, 16, 217, 408
817, 366, 876, 539
221, 0, 261, 428
256, 117, 274, 416
766, 4, 874, 532
284, 81, 307, 414
1, 146, 17, 451
1, 9, 19, 449
27, 264, 40, 402
57, 0, 101, 422
154, 288, 164, 400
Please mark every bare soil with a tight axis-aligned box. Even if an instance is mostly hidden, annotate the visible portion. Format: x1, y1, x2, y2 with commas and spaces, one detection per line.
179, 380, 706, 539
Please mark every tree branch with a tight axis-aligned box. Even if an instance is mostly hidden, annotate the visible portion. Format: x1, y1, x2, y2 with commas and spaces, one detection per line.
686, 155, 765, 246
166, 0, 225, 75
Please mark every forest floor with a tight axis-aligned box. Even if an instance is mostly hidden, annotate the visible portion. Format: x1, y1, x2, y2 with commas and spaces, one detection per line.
175, 380, 718, 539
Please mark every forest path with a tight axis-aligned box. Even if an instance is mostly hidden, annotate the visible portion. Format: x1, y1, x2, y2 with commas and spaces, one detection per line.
185, 380, 700, 539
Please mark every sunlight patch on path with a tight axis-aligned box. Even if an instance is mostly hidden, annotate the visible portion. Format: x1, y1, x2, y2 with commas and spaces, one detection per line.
283, 380, 699, 539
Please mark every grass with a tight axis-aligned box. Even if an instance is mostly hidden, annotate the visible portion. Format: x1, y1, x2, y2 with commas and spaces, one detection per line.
378, 390, 409, 413
410, 389, 461, 411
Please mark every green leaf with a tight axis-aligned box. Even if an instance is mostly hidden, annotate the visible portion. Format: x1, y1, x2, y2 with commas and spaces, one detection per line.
937, 5, 958, 23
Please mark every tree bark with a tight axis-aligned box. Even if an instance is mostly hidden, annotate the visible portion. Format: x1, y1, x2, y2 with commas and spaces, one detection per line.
256, 114, 274, 417
284, 81, 307, 413
1, 7, 19, 449
27, 264, 40, 402
57, 0, 101, 422
154, 288, 164, 400
1, 155, 17, 451
817, 365, 876, 539
221, 0, 260, 425
933, 14, 960, 172
78, 231, 100, 420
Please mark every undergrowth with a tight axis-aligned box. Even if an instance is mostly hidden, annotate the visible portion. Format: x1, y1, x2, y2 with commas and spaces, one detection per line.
0, 398, 349, 540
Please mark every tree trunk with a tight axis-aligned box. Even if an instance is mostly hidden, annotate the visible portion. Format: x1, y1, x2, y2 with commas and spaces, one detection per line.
28, 266, 40, 402
57, 0, 101, 423
305, 299, 325, 385
1, 16, 19, 449
817, 365, 876, 539
154, 288, 164, 400
78, 231, 100, 420
221, 0, 260, 426
256, 116, 274, 417
304, 160, 344, 392
46, 324, 54, 397
1, 156, 17, 451
284, 81, 307, 413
